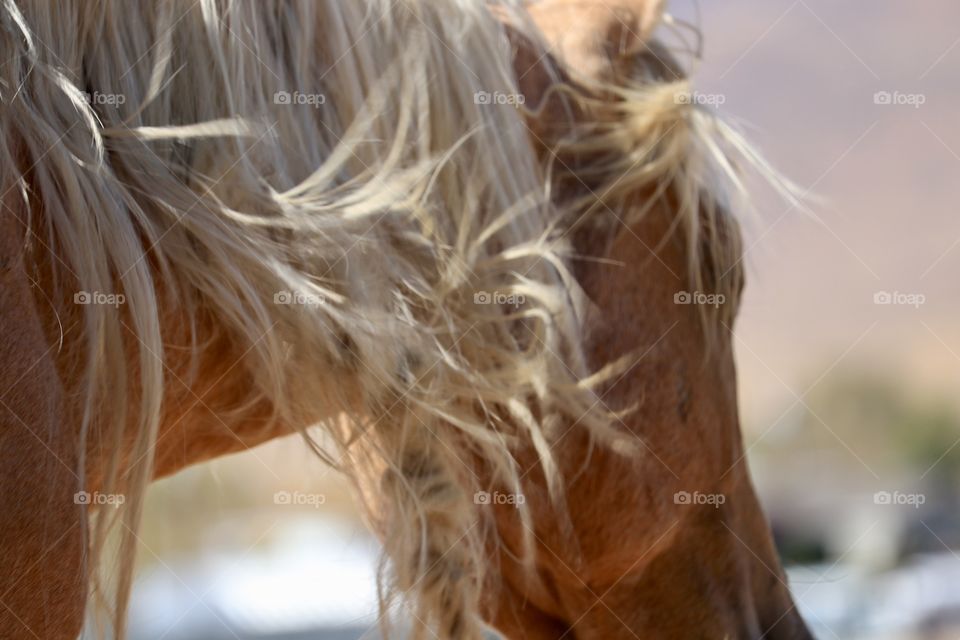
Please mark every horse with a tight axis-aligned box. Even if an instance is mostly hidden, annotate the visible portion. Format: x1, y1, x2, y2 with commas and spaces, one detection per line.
0, 0, 813, 638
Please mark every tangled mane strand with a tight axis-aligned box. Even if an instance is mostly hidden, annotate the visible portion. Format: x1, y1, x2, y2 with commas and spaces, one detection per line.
0, 0, 786, 638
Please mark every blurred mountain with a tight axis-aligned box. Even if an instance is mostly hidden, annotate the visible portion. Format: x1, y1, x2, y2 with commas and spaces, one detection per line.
658, 0, 960, 428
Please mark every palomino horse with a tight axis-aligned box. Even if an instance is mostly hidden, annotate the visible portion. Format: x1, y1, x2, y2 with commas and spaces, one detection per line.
0, 0, 812, 638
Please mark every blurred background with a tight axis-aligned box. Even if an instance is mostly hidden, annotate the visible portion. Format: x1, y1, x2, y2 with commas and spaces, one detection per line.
117, 1, 960, 638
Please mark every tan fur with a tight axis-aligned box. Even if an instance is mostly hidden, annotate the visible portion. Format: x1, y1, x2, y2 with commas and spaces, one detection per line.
0, 1, 810, 638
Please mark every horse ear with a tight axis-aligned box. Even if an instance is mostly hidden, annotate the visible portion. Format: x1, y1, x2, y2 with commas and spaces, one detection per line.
526, 0, 666, 80
503, 1, 665, 137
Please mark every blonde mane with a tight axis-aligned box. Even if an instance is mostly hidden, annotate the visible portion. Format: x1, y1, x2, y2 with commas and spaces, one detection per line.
0, 1, 777, 637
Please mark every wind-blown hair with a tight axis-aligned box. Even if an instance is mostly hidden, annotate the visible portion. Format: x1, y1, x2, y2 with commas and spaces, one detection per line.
0, 1, 778, 637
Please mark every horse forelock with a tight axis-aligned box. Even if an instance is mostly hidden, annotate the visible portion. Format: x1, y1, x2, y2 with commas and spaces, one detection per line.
0, 1, 784, 637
